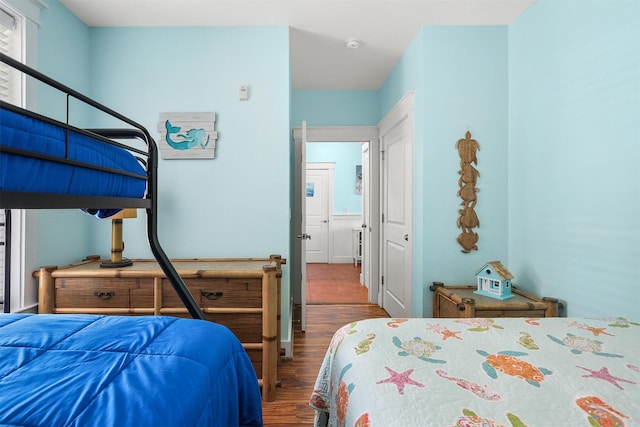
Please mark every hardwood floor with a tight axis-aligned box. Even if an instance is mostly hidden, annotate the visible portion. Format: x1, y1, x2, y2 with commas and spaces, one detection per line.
306, 263, 368, 304
262, 304, 389, 426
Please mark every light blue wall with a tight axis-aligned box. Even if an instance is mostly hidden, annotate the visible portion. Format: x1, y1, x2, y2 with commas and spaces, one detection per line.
380, 26, 509, 316
35, 0, 95, 268
86, 26, 290, 259
508, 0, 640, 318
306, 142, 363, 214
86, 25, 292, 333
33, 4, 293, 340
30, 0, 640, 325
420, 26, 509, 315
291, 90, 379, 126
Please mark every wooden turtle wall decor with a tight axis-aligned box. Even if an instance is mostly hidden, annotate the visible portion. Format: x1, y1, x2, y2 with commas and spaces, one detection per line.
456, 131, 480, 253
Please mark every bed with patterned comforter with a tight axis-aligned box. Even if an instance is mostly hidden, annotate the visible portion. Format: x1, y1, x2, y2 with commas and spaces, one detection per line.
310, 317, 640, 426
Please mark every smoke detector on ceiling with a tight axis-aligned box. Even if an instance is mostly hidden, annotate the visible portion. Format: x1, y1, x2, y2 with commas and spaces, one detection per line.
345, 39, 360, 49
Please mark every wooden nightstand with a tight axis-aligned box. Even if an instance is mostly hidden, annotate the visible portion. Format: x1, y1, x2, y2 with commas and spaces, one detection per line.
430, 281, 560, 318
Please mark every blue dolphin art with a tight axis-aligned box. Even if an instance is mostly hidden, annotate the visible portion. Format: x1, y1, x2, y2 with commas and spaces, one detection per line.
165, 120, 210, 150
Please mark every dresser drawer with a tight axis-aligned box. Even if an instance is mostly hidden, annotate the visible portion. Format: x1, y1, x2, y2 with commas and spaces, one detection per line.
206, 312, 263, 343
130, 286, 154, 308
160, 278, 262, 308
199, 278, 262, 308
55, 278, 134, 309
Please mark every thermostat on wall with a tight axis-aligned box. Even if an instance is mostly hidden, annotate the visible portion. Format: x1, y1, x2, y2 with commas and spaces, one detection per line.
239, 85, 249, 101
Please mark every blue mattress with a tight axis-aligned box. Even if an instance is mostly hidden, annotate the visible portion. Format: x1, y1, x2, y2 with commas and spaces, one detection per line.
0, 314, 263, 427
0, 106, 147, 217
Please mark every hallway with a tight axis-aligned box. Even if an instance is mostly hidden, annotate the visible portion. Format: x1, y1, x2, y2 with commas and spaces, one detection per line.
305, 263, 368, 304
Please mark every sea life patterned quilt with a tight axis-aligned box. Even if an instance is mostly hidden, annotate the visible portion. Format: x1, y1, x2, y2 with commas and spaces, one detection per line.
310, 317, 640, 427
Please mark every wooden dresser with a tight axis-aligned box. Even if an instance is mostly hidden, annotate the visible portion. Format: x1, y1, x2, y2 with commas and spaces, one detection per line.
34, 255, 285, 402
430, 282, 560, 318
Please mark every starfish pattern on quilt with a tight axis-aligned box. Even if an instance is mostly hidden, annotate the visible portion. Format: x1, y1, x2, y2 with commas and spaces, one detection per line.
577, 366, 637, 390
376, 366, 425, 395
425, 323, 462, 340
566, 321, 614, 337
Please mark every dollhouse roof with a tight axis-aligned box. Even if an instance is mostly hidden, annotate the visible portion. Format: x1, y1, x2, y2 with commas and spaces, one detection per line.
476, 261, 514, 281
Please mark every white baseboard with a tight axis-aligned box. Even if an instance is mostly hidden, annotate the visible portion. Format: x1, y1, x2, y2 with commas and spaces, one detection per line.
281, 297, 294, 358
16, 303, 38, 313
282, 338, 293, 359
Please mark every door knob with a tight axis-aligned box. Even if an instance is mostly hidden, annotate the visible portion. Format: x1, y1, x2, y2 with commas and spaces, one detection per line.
404, 234, 409, 241
297, 233, 312, 240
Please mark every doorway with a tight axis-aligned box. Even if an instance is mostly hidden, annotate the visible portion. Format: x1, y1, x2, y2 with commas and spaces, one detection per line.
305, 153, 366, 304
292, 126, 380, 330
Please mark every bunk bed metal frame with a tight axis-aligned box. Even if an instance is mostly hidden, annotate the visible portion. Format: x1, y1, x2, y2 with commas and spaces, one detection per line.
1, 209, 9, 313
0, 53, 205, 320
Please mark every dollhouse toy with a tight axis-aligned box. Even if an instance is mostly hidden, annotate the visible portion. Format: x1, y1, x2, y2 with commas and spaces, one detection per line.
474, 261, 514, 300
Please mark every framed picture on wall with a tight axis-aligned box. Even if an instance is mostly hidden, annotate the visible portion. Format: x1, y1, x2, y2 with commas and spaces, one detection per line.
158, 112, 218, 159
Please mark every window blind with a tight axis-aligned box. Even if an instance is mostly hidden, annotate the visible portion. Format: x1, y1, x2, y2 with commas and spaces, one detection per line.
0, 3, 21, 106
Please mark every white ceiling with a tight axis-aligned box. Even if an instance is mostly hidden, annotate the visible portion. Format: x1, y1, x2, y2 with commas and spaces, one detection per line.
59, 0, 535, 90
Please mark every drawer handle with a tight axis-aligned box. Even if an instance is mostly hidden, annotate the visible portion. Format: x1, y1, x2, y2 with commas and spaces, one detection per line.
94, 291, 115, 300
202, 291, 224, 300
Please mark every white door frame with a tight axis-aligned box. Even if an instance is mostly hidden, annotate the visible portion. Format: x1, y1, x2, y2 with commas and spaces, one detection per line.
293, 126, 380, 325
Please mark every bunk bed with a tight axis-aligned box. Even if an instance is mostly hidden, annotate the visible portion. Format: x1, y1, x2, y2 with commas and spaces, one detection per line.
0, 53, 263, 426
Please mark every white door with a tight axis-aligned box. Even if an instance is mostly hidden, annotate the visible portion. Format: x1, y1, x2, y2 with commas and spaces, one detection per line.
381, 111, 413, 318
305, 167, 330, 263
361, 143, 371, 290
299, 122, 309, 331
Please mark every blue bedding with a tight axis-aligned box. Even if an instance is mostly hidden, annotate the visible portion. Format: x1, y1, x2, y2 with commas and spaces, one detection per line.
0, 106, 147, 217
0, 314, 263, 427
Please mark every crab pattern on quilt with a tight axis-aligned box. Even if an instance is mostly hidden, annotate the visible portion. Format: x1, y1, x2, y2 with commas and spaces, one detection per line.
310, 317, 640, 427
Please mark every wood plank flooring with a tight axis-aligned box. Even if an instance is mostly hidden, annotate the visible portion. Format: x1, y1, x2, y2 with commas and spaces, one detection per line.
262, 303, 389, 426
306, 263, 368, 304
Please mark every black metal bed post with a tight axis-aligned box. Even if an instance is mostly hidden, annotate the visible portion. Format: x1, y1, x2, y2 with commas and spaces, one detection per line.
143, 130, 206, 320
2, 210, 10, 313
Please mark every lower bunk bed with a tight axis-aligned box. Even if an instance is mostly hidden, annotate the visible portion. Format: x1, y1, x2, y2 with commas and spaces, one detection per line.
310, 316, 640, 426
0, 314, 262, 426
